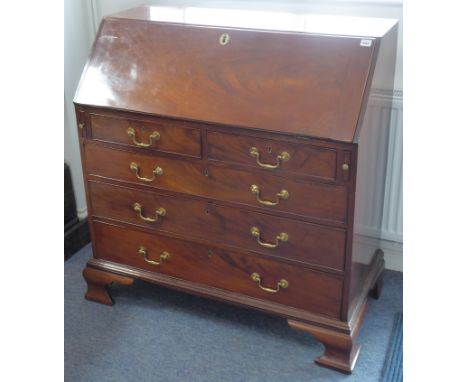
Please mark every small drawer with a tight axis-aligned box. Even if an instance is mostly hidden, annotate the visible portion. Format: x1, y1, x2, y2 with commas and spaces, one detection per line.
89, 181, 346, 271
93, 221, 343, 318
88, 113, 201, 158
207, 130, 338, 180
85, 143, 347, 223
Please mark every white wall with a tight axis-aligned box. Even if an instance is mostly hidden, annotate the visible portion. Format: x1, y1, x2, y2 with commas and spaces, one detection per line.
64, 0, 95, 218
64, 0, 403, 269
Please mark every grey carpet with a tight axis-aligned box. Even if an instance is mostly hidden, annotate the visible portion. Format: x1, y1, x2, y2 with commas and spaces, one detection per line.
381, 312, 403, 382
65, 244, 402, 382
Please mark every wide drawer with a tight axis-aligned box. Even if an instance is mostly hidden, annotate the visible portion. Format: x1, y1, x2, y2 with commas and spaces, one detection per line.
93, 221, 343, 318
85, 142, 347, 223
89, 181, 346, 271
88, 113, 201, 158
207, 130, 338, 181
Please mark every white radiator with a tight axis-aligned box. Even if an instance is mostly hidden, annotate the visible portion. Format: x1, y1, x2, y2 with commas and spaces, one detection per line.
355, 88, 403, 270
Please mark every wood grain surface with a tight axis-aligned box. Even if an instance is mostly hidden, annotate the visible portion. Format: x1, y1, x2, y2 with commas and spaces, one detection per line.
89, 181, 347, 271
89, 112, 201, 158
85, 142, 348, 223
75, 18, 375, 142
94, 221, 343, 318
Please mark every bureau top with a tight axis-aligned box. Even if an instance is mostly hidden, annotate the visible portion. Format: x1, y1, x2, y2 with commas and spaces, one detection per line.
74, 6, 398, 142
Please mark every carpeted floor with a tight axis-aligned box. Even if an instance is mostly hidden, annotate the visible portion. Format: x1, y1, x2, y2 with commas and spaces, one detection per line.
65, 244, 402, 382
381, 312, 403, 382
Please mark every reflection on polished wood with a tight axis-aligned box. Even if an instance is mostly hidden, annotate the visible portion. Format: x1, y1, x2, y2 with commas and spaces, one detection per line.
75, 6, 397, 374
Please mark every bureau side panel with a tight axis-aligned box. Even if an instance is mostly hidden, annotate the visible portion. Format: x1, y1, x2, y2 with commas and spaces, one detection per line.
73, 105, 100, 260
348, 24, 398, 319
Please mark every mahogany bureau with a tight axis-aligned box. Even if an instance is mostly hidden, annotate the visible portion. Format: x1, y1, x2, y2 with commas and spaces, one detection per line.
74, 6, 398, 374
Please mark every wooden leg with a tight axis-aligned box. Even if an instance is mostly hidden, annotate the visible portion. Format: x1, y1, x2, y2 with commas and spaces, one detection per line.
287, 302, 367, 374
370, 271, 384, 299
288, 320, 359, 373
83, 266, 134, 306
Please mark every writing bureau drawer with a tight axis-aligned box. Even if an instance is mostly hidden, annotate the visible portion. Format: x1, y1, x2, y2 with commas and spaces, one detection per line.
84, 142, 347, 224
89, 181, 346, 271
93, 221, 343, 318
88, 113, 201, 158
207, 130, 338, 181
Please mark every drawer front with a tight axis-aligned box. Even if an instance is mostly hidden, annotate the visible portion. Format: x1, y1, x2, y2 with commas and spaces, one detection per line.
89, 181, 346, 271
94, 221, 343, 318
88, 113, 201, 158
85, 143, 347, 223
207, 130, 338, 180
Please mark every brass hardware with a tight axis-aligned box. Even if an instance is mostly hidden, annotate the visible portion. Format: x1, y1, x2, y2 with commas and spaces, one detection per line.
250, 184, 289, 206
250, 226, 288, 248
219, 33, 230, 45
342, 163, 350, 171
129, 162, 163, 182
78, 123, 85, 129
249, 147, 290, 169
203, 168, 210, 177
250, 272, 288, 293
207, 250, 214, 258
138, 246, 170, 266
133, 202, 166, 222
127, 127, 160, 148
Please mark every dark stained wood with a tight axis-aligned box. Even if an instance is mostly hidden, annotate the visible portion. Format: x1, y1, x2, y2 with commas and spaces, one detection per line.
88, 256, 355, 334
369, 271, 384, 299
74, 15, 378, 142
207, 130, 338, 180
82, 266, 134, 305
89, 181, 347, 272
74, 7, 398, 374
347, 249, 385, 321
85, 142, 348, 223
88, 112, 202, 158
94, 221, 343, 318
288, 300, 367, 374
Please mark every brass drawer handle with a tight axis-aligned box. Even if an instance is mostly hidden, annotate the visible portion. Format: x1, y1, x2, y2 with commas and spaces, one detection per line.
138, 246, 170, 266
133, 202, 166, 222
129, 162, 163, 182
250, 226, 288, 248
249, 147, 290, 169
250, 184, 289, 206
250, 272, 288, 293
127, 127, 160, 148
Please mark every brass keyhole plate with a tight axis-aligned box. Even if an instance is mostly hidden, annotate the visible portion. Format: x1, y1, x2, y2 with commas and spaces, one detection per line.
219, 33, 230, 45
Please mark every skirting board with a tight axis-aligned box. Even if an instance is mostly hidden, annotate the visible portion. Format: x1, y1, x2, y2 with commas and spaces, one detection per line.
355, 234, 402, 272
380, 239, 403, 272
77, 207, 88, 220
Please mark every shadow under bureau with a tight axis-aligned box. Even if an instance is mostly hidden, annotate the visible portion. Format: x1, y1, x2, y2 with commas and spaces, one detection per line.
74, 5, 398, 374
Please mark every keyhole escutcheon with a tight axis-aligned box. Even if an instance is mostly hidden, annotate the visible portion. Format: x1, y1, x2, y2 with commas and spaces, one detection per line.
219, 33, 230, 46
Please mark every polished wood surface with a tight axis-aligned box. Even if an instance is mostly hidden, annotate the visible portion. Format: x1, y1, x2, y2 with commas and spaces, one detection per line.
85, 142, 348, 223
75, 16, 376, 142
89, 181, 346, 271
207, 130, 338, 181
94, 221, 343, 317
83, 266, 134, 305
288, 299, 367, 374
75, 7, 398, 374
88, 112, 201, 158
